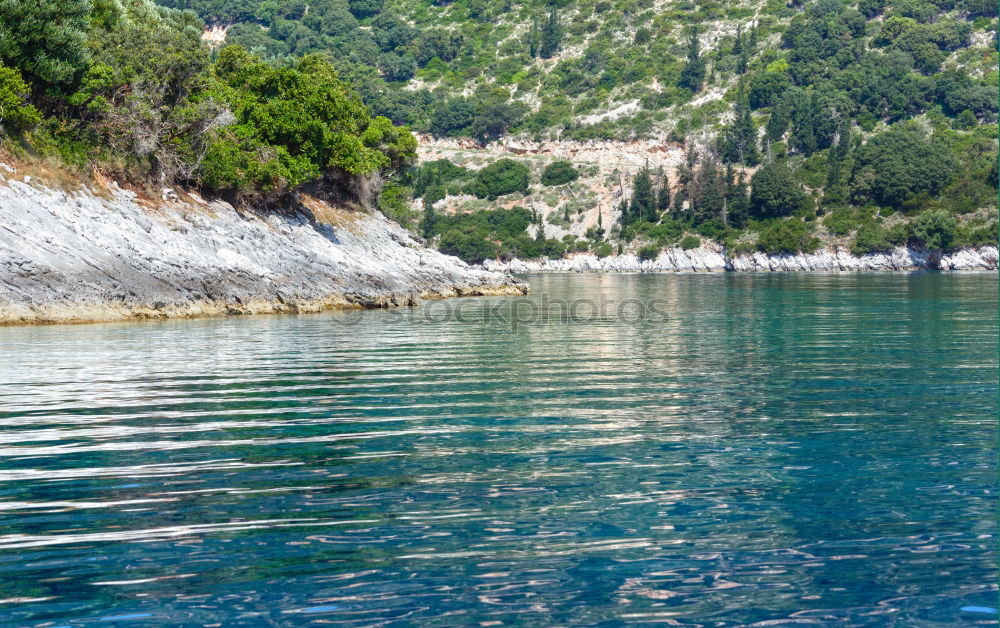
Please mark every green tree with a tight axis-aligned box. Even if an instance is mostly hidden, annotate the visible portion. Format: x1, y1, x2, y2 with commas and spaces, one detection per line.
0, 0, 92, 86
200, 47, 415, 197
724, 96, 760, 165
726, 169, 750, 229
628, 167, 656, 224
657, 176, 671, 213
539, 9, 562, 59
0, 64, 41, 129
750, 162, 806, 219
757, 218, 820, 254
912, 209, 957, 251
421, 198, 437, 239
748, 72, 792, 110
679, 29, 706, 92
850, 123, 955, 208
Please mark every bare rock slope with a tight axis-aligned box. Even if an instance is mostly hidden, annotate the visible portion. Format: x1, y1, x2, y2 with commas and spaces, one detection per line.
0, 177, 525, 325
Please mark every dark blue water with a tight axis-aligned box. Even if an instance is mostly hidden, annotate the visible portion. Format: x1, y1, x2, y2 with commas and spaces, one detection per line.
0, 273, 996, 626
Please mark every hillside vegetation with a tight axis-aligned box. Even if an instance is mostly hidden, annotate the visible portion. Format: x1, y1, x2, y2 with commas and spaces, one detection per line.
0, 0, 415, 205
0, 0, 995, 263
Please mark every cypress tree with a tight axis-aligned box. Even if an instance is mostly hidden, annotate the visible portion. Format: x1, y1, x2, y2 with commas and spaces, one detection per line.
630, 168, 656, 223
657, 177, 671, 213
617, 197, 629, 226
528, 17, 541, 58
725, 95, 760, 166
726, 169, 750, 229
694, 160, 724, 225
421, 201, 436, 240
539, 9, 562, 59
679, 29, 706, 92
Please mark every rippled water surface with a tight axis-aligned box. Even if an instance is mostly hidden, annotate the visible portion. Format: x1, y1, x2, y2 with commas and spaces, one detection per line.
0, 273, 996, 626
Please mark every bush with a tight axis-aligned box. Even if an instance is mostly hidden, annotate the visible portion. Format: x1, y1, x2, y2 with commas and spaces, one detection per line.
594, 241, 613, 258
439, 228, 497, 264
200, 47, 416, 197
637, 244, 660, 261
756, 218, 820, 254
679, 235, 701, 250
0, 65, 41, 129
541, 160, 579, 186
851, 223, 893, 255
470, 158, 530, 200
912, 209, 958, 251
0, 0, 91, 86
378, 182, 419, 229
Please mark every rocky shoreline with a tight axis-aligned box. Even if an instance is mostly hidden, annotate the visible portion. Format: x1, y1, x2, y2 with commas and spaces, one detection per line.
481, 245, 999, 273
0, 176, 525, 325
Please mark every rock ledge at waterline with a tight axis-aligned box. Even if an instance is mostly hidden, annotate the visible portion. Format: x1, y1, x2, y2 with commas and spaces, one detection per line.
482, 245, 999, 273
0, 176, 525, 325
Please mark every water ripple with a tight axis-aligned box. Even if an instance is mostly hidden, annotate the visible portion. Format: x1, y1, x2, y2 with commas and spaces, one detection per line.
0, 273, 995, 626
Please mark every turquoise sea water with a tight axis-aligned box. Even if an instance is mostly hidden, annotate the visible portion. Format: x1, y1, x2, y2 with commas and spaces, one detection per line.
0, 273, 996, 626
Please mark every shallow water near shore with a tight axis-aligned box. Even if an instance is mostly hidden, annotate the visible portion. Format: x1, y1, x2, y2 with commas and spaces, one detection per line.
0, 273, 996, 626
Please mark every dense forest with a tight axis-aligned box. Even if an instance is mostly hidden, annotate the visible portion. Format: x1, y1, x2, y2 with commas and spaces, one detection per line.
0, 0, 996, 261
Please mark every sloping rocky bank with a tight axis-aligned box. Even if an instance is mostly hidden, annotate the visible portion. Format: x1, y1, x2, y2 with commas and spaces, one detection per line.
0, 175, 525, 325
482, 245, 999, 273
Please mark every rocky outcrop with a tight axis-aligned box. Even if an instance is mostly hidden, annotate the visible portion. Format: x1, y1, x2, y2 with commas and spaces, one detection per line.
483, 245, 999, 273
0, 177, 525, 325
483, 248, 728, 273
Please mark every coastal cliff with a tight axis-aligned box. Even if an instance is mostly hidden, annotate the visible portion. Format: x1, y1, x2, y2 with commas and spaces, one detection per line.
482, 245, 999, 273
0, 174, 525, 325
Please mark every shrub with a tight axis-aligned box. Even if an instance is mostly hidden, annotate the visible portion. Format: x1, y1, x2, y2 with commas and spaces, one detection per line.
541, 160, 579, 186
851, 223, 893, 255
439, 228, 497, 264
0, 0, 91, 86
594, 241, 613, 258
470, 158, 530, 200
0, 65, 41, 129
679, 235, 701, 250
378, 182, 419, 230
200, 47, 416, 196
756, 218, 820, 254
637, 244, 660, 261
912, 209, 957, 251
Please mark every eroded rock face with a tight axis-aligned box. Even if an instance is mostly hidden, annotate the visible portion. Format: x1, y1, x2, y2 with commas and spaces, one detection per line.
0, 179, 525, 325
483, 246, 999, 273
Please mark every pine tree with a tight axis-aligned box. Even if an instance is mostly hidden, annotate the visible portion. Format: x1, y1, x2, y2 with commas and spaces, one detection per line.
766, 98, 790, 142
